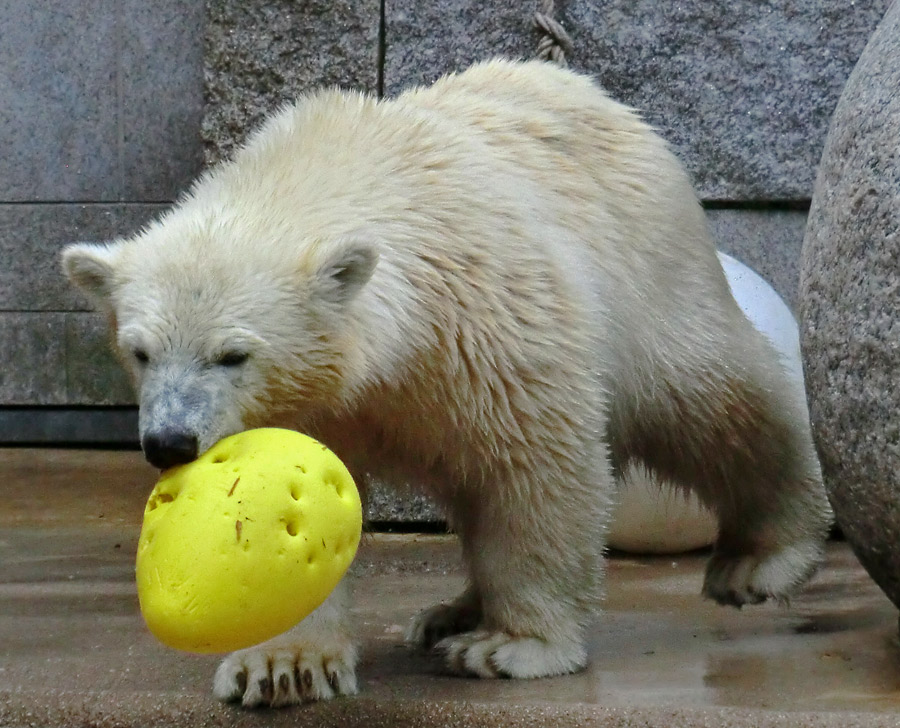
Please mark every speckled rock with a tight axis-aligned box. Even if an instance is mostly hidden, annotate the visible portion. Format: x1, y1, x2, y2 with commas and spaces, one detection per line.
385, 0, 537, 91
204, 0, 379, 165
562, 1, 891, 200
385, 0, 891, 200
799, 0, 900, 610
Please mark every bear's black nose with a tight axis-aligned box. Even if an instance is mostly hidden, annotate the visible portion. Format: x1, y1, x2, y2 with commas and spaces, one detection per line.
142, 430, 199, 470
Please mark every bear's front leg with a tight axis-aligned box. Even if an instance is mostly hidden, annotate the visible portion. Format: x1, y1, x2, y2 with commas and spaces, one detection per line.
419, 449, 610, 679
213, 578, 358, 707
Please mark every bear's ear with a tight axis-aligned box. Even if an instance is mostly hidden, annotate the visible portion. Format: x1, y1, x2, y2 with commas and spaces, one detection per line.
303, 235, 379, 305
61, 242, 121, 305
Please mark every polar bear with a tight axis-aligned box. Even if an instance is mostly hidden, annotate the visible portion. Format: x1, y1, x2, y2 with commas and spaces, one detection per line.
63, 59, 832, 706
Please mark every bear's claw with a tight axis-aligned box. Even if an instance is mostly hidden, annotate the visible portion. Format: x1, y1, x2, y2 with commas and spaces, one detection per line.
435, 630, 587, 680
213, 642, 358, 708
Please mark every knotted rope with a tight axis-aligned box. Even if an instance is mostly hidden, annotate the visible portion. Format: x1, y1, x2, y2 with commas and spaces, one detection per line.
534, 0, 574, 67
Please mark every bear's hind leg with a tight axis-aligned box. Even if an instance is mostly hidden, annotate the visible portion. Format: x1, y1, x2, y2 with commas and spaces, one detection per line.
651, 364, 833, 607
702, 411, 831, 605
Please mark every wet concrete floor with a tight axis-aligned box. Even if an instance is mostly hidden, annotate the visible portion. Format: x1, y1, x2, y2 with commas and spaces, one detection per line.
2, 448, 900, 727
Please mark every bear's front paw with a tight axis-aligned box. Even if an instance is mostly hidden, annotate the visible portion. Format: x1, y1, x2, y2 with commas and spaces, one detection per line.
436, 630, 587, 679
213, 639, 358, 708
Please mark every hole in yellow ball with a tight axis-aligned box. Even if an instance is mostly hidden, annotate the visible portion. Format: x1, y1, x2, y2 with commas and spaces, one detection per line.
290, 484, 302, 501
146, 492, 175, 511
324, 471, 345, 498
294, 464, 307, 474
285, 518, 301, 537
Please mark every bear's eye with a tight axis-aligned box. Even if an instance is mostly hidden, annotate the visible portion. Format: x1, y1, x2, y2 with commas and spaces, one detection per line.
216, 351, 249, 367
133, 349, 150, 365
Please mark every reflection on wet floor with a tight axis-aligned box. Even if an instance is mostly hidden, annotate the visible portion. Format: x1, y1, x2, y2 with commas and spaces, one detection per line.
2, 448, 900, 726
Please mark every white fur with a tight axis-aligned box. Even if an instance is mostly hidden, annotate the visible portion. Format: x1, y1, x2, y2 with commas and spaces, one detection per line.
63, 60, 832, 705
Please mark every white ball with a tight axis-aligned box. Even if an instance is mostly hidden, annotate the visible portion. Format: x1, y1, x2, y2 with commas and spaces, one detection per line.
607, 252, 805, 554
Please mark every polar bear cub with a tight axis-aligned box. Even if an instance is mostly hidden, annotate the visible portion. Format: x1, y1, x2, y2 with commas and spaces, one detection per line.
63, 59, 832, 705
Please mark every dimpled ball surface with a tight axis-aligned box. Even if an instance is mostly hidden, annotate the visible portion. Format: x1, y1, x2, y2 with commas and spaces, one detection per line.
136, 428, 362, 654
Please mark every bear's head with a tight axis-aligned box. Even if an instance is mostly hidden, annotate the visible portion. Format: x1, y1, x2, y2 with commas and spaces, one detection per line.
62, 221, 379, 470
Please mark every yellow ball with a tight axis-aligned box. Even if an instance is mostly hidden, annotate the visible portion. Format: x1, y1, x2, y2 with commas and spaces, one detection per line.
136, 428, 362, 654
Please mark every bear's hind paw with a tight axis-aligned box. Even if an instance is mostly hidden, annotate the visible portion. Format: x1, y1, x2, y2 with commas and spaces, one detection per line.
436, 630, 587, 679
702, 540, 825, 607
406, 598, 482, 650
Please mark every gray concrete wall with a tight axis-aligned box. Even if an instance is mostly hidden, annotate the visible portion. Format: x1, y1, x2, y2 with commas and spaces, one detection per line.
1, 0, 205, 418
0, 0, 892, 442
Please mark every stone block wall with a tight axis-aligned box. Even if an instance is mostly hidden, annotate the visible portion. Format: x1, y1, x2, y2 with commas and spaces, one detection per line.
0, 0, 892, 444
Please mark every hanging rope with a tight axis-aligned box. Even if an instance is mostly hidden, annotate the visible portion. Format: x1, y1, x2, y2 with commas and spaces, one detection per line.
534, 0, 574, 67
